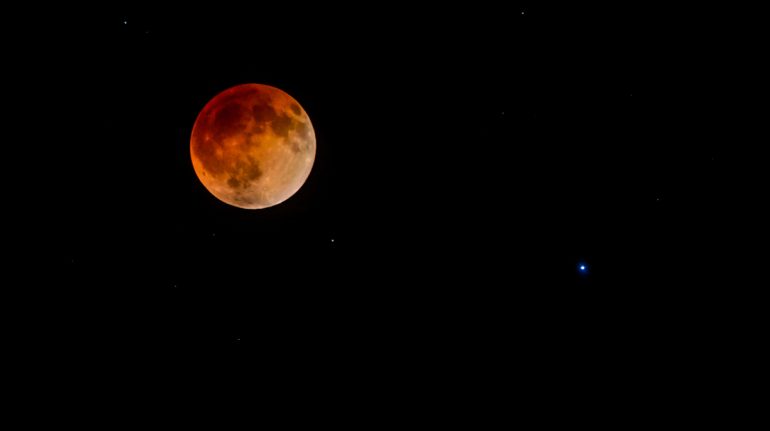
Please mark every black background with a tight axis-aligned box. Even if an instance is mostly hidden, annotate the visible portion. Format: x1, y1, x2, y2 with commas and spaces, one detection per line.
9, 4, 753, 367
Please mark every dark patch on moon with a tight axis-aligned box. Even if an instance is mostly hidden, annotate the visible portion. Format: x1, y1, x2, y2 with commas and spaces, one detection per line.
252, 102, 277, 125
213, 103, 248, 141
295, 120, 311, 138
227, 177, 242, 189
272, 112, 297, 137
288, 139, 301, 153
226, 156, 262, 190
290, 103, 302, 115
241, 157, 262, 180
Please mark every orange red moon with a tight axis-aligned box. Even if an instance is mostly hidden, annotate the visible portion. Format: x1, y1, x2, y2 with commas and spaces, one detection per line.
190, 84, 316, 209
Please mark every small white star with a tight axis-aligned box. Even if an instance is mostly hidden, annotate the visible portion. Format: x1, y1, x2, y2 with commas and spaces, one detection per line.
123, 20, 128, 25
331, 238, 335, 243
521, 11, 525, 15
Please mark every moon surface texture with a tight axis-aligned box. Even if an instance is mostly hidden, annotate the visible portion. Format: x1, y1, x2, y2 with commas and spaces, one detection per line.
190, 84, 316, 209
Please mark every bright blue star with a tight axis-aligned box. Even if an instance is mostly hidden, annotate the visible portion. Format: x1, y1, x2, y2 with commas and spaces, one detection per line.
578, 263, 589, 275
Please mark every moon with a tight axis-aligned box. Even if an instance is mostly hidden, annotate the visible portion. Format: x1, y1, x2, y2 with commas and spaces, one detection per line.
190, 84, 316, 209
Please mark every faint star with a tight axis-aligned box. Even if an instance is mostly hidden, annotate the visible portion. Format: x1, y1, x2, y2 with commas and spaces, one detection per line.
331, 238, 335, 243
123, 20, 128, 25
521, 11, 525, 15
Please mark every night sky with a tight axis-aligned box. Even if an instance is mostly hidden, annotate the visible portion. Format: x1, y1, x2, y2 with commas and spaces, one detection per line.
15, 5, 744, 360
